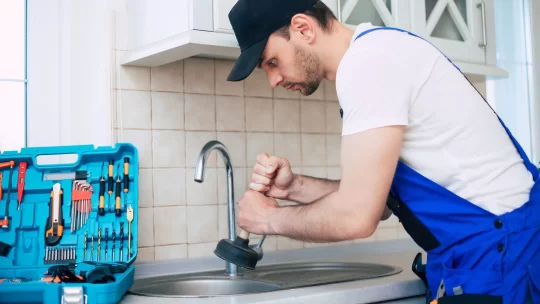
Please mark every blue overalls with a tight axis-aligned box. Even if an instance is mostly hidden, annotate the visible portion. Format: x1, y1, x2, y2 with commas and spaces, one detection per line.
349, 27, 540, 304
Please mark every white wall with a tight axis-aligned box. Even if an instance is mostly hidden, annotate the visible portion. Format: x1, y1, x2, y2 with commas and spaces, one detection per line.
26, 0, 113, 151
530, 0, 540, 165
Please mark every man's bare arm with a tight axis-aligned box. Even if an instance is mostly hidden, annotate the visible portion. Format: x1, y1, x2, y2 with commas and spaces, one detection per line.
265, 126, 404, 242
286, 175, 340, 204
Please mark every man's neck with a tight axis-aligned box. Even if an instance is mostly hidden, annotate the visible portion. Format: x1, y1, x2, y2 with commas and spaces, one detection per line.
318, 22, 354, 81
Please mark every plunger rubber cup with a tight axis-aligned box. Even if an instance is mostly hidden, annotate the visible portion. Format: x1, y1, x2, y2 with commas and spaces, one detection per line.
214, 230, 259, 270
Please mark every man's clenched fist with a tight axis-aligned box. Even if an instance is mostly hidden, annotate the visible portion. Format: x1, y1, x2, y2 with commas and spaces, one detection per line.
250, 153, 295, 199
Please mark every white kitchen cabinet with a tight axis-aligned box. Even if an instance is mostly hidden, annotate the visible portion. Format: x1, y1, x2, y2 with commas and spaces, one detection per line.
410, 0, 495, 65
207, 0, 340, 35
121, 0, 506, 77
340, 0, 412, 30
212, 0, 237, 34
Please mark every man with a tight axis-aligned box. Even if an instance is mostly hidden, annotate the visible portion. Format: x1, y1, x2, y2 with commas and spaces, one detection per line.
226, 0, 540, 303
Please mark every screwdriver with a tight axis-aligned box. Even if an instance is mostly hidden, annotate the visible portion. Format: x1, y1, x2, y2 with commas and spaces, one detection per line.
17, 162, 27, 210
0, 161, 15, 229
123, 158, 129, 210
115, 164, 122, 217
98, 163, 105, 216
107, 160, 114, 212
0, 172, 3, 200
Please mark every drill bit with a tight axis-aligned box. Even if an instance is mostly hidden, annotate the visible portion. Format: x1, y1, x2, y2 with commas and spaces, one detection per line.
112, 230, 116, 261
120, 223, 124, 262
91, 234, 94, 261
97, 227, 102, 262
105, 228, 109, 261
84, 231, 87, 261
127, 205, 134, 259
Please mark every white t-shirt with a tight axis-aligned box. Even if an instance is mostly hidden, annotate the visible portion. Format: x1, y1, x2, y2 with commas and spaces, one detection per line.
336, 23, 534, 216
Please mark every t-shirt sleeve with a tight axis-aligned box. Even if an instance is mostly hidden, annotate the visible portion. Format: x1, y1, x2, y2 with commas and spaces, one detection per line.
337, 46, 414, 136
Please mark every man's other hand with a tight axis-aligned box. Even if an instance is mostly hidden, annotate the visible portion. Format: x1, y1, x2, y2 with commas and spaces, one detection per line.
250, 153, 295, 199
238, 190, 279, 235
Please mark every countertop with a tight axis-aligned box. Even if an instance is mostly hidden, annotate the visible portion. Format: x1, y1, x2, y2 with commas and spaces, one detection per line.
120, 239, 427, 304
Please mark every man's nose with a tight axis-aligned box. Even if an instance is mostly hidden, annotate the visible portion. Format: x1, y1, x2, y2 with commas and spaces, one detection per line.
268, 72, 283, 89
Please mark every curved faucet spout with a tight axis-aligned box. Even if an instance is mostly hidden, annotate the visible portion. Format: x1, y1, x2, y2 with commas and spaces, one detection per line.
194, 140, 232, 183
194, 140, 239, 276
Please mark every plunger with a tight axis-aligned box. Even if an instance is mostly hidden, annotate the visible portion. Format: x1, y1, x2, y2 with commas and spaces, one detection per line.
214, 230, 259, 270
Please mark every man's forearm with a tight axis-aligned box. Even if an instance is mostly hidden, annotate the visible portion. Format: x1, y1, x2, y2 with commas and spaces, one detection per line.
269, 191, 377, 243
287, 174, 340, 204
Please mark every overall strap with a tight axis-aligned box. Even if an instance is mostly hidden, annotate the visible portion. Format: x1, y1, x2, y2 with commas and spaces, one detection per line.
353, 27, 539, 180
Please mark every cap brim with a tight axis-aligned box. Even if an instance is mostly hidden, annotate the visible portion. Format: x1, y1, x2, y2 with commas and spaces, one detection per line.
227, 36, 269, 82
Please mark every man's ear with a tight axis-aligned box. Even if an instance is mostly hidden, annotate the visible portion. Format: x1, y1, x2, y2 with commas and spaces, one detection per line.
290, 14, 315, 42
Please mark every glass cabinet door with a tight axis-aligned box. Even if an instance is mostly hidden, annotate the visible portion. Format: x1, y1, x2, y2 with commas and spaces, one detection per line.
339, 0, 411, 29
411, 0, 487, 64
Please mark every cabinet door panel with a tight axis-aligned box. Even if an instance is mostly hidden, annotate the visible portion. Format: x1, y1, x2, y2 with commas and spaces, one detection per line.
214, 0, 339, 34
411, 0, 486, 64
340, 0, 411, 29
213, 0, 237, 33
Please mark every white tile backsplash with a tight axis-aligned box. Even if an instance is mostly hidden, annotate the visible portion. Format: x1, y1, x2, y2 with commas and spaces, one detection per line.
117, 90, 151, 129
216, 96, 245, 131
301, 101, 326, 133
112, 8, 409, 261
244, 68, 273, 98
185, 94, 216, 131
135, 247, 154, 263
187, 205, 218, 243
216, 132, 247, 168
116, 52, 150, 90
154, 206, 187, 245
188, 242, 219, 258
302, 134, 327, 166
326, 102, 343, 134
138, 208, 155, 247
152, 130, 185, 168
151, 61, 184, 92
274, 99, 300, 133
121, 130, 152, 168
151, 92, 184, 130
215, 60, 244, 96
274, 133, 302, 167
326, 135, 341, 166
155, 244, 187, 261
184, 58, 215, 94
138, 168, 154, 208
246, 132, 274, 166
246, 97, 273, 132
153, 168, 186, 206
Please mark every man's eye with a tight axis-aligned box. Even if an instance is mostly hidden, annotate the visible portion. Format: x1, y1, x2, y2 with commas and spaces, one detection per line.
268, 59, 276, 66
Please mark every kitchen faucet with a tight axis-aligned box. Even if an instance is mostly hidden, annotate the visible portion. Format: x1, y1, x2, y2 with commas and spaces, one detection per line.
194, 140, 265, 276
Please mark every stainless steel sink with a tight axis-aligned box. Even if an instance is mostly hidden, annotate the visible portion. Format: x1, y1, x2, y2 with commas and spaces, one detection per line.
128, 262, 402, 297
129, 277, 281, 297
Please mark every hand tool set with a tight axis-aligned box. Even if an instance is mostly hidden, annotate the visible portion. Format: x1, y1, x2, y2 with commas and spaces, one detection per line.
0, 143, 139, 304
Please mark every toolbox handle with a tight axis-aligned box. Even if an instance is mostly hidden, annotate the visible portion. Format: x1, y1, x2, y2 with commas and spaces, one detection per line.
25, 145, 96, 170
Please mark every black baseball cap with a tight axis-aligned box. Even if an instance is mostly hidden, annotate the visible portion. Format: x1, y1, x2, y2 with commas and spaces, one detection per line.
227, 0, 318, 82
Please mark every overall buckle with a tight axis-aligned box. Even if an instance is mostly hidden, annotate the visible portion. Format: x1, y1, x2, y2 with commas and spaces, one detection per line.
412, 252, 427, 286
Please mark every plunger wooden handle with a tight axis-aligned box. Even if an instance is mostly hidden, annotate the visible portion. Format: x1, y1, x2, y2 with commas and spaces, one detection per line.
239, 230, 250, 239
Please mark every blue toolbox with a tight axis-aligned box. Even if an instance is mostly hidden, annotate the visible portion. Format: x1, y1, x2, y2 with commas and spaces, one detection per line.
0, 143, 139, 304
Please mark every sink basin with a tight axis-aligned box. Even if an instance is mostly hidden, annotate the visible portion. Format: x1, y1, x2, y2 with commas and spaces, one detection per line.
128, 262, 402, 298
129, 277, 281, 297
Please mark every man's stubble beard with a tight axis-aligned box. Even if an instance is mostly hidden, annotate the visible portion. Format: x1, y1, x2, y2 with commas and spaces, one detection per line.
293, 45, 323, 96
